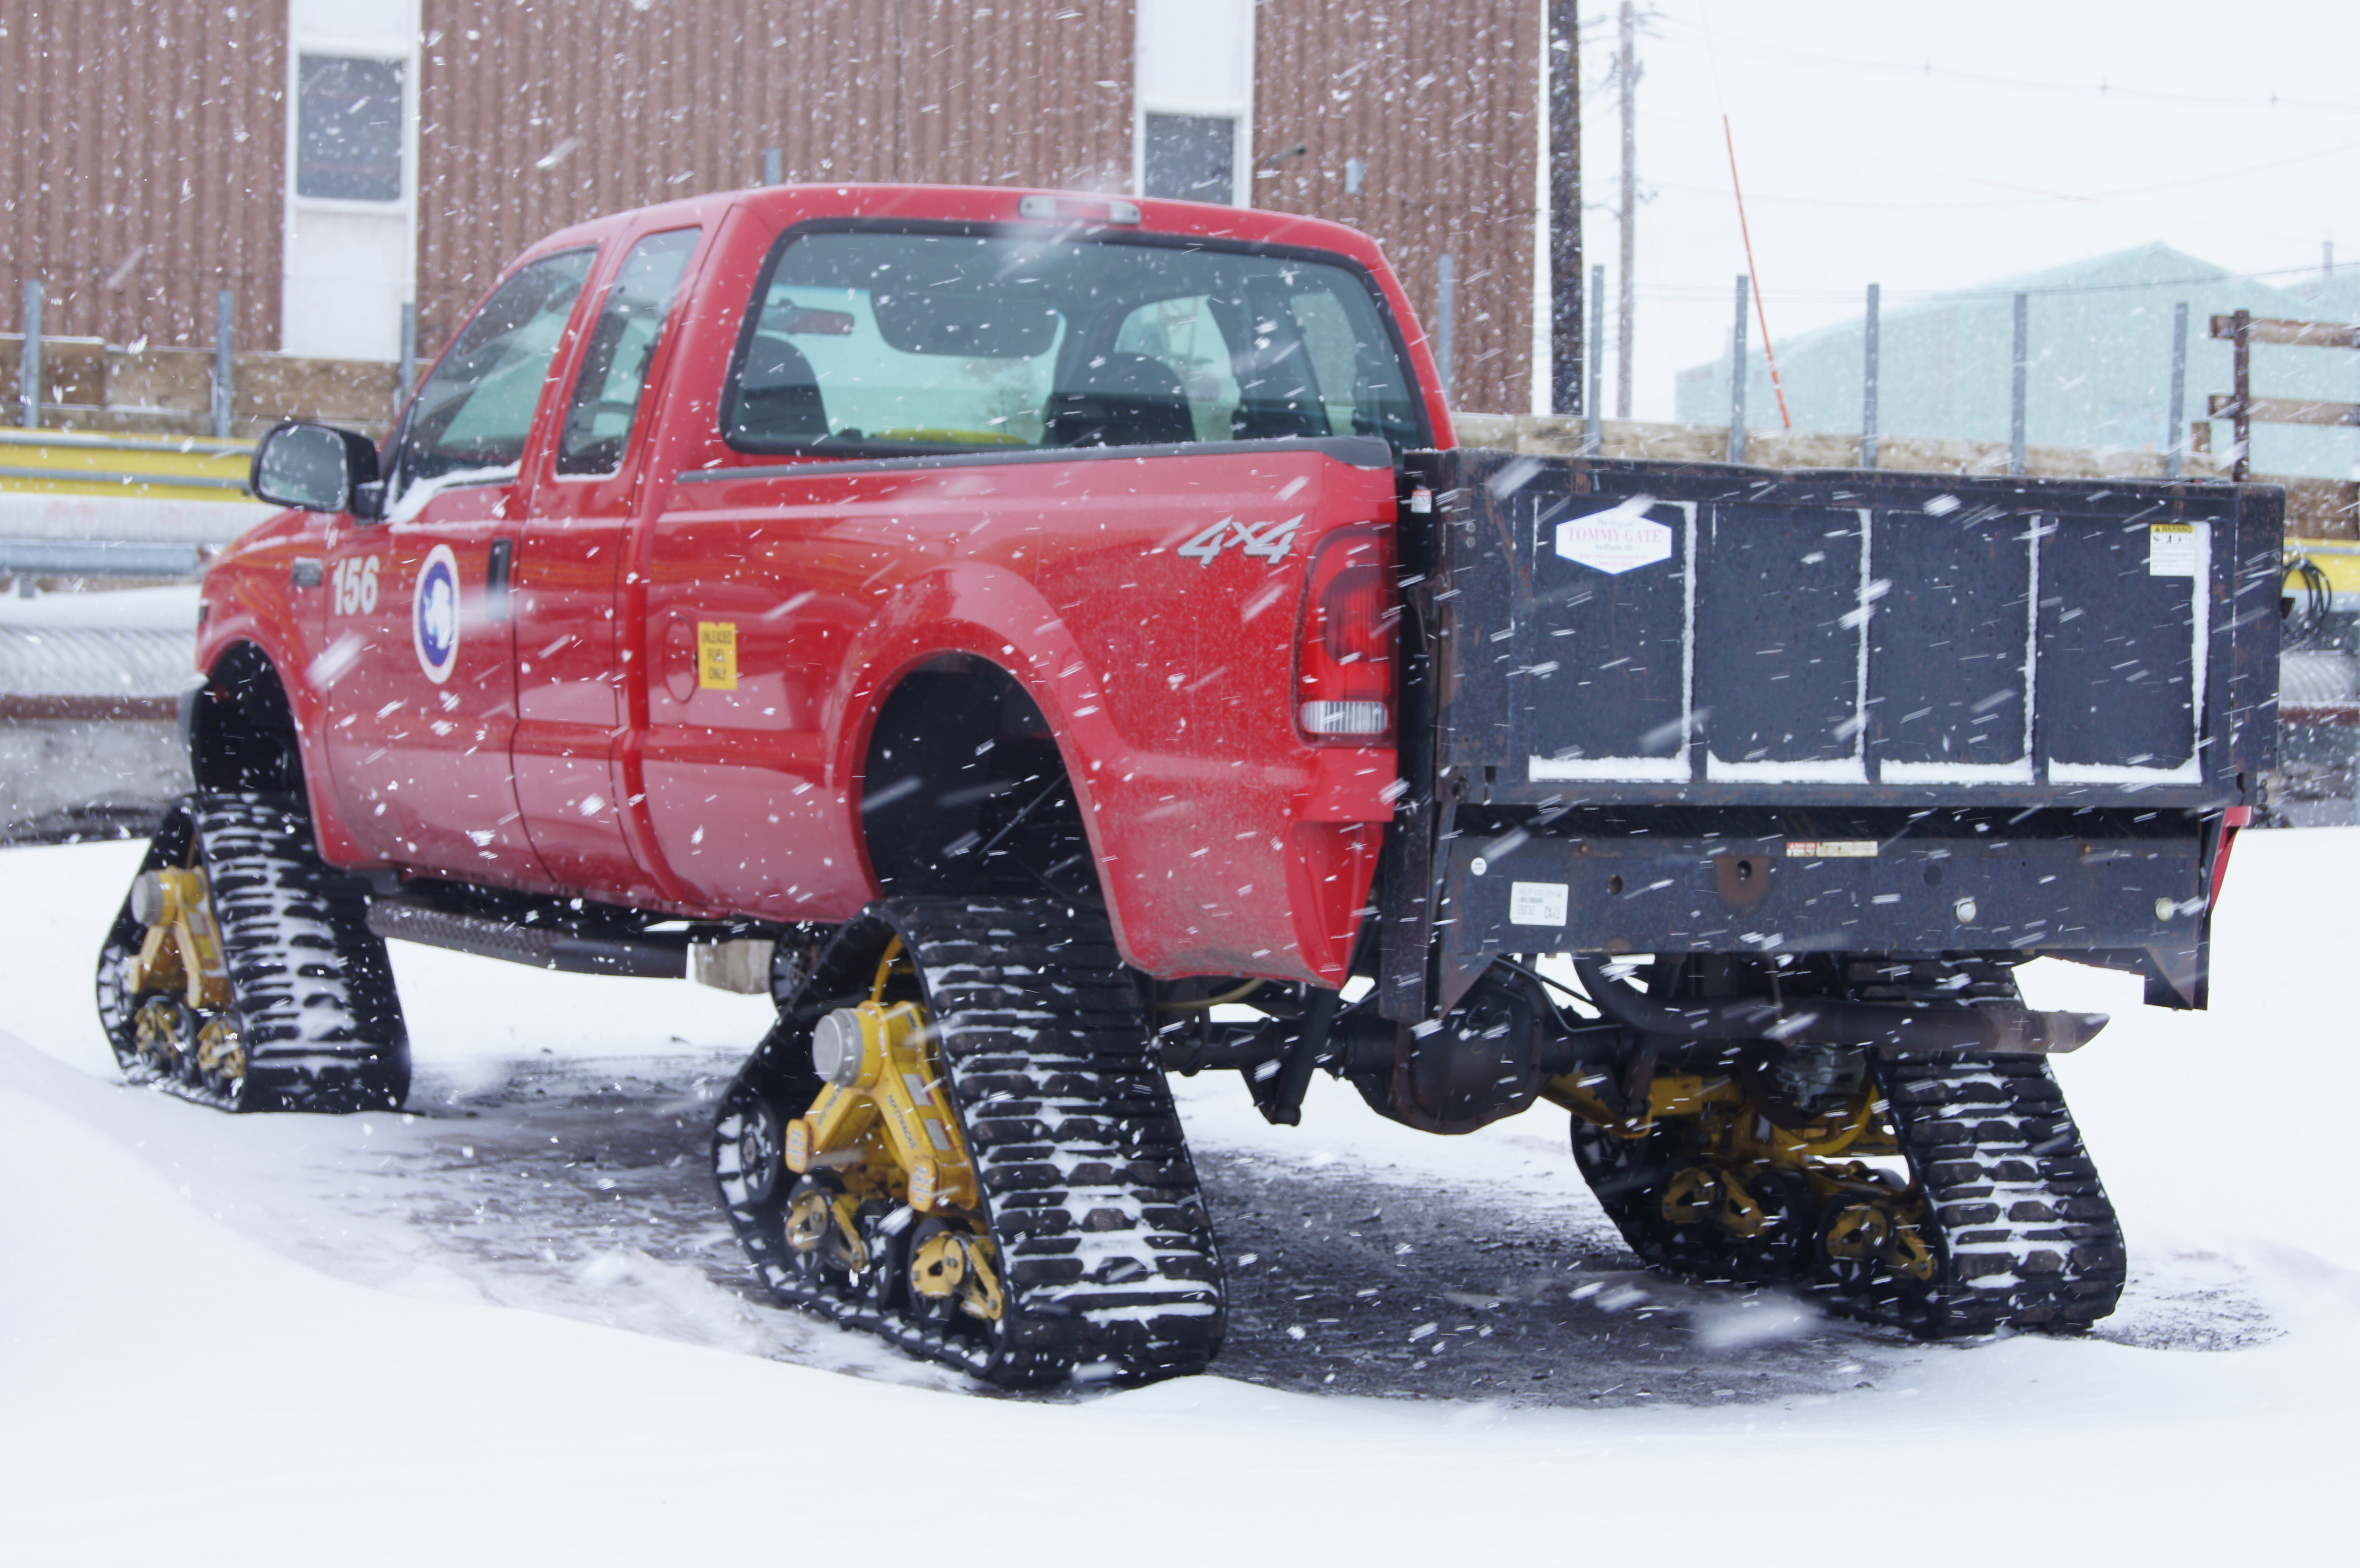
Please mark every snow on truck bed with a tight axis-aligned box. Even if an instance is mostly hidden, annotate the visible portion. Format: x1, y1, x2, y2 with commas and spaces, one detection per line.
3, 831, 2356, 1565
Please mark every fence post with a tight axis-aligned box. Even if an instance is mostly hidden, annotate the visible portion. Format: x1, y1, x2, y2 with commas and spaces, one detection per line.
1728, 274, 1748, 464
1436, 253, 1456, 404
1862, 282, 1881, 469
18, 279, 42, 429
1584, 262, 1604, 456
2230, 308, 2252, 482
398, 301, 418, 411
212, 289, 235, 439
2167, 301, 2188, 479
2009, 292, 2028, 476
762, 146, 784, 186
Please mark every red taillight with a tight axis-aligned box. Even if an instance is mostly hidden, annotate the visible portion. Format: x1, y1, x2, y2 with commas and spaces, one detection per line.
1297, 527, 1396, 743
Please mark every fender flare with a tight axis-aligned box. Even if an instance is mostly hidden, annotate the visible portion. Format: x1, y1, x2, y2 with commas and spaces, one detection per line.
829, 559, 1144, 941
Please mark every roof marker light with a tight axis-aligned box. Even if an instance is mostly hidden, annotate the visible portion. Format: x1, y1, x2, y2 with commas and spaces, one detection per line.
1018, 195, 1143, 226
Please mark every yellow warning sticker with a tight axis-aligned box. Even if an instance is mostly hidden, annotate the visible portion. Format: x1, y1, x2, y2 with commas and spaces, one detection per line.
697, 622, 738, 690
2149, 522, 2198, 577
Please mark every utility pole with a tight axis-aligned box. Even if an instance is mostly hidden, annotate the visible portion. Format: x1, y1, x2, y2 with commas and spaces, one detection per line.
1616, 0, 1639, 419
1547, 0, 1583, 416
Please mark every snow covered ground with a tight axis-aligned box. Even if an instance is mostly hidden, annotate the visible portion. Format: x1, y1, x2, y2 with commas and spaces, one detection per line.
4, 829, 2356, 1565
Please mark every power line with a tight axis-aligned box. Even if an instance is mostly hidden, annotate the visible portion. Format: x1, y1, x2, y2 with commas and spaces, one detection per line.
1654, 15, 2360, 117
1643, 133, 2360, 212
1633, 100, 2360, 207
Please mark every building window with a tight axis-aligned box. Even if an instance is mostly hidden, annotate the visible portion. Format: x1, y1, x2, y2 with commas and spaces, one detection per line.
297, 54, 404, 203
1144, 113, 1236, 205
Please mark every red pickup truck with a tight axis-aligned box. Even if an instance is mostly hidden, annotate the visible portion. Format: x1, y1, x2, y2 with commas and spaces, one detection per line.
99, 182, 2280, 1385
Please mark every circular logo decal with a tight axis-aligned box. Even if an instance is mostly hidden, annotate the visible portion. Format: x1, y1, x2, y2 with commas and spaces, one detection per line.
412, 544, 462, 685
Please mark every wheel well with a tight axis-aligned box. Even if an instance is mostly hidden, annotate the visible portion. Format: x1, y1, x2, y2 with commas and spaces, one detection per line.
859, 658, 1097, 905
190, 643, 305, 799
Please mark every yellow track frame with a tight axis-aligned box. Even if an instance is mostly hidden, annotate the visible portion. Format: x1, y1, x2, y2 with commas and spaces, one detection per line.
1549, 1062, 1935, 1281
780, 942, 1006, 1321
129, 866, 231, 1013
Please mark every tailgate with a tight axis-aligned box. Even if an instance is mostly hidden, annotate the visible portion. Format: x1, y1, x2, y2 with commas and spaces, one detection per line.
1403, 452, 2282, 806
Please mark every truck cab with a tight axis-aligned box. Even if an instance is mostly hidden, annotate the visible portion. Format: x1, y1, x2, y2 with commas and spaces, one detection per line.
219, 184, 1443, 986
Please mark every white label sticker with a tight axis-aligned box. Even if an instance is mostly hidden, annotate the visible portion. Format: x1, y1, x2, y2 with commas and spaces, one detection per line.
2149, 522, 2197, 577
1787, 840, 1878, 858
1555, 511, 1674, 575
1509, 881, 1570, 926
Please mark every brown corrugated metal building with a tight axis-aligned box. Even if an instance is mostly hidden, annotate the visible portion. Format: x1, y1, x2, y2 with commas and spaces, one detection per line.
3, 0, 1553, 416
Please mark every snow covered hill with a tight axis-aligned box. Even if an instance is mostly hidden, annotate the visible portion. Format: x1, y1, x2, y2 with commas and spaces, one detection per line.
4, 830, 2355, 1565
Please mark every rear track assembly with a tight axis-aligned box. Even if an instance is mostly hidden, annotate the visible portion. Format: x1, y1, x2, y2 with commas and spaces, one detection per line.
1568, 1046, 2125, 1335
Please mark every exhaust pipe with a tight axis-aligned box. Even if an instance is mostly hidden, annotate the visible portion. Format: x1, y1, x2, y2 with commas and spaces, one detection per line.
1570, 957, 2106, 1056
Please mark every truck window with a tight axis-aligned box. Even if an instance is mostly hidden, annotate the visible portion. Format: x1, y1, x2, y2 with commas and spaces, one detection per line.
1111, 297, 1240, 443
389, 247, 594, 506
556, 228, 700, 477
723, 228, 1423, 457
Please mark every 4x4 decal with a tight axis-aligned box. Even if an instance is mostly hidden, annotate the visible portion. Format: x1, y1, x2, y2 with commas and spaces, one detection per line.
1176, 513, 1305, 566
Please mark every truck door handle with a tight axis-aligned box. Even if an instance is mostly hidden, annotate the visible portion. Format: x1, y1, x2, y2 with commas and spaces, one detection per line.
663, 619, 696, 704
488, 537, 515, 623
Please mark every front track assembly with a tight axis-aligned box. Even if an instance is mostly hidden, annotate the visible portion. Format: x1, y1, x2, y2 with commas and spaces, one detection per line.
712, 897, 1224, 1387
95, 793, 410, 1113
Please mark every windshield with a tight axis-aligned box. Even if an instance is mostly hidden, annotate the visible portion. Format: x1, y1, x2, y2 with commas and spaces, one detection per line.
723, 227, 1424, 458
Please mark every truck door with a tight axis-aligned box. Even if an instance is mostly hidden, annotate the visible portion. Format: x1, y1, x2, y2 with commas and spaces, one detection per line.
513, 225, 703, 900
322, 247, 595, 882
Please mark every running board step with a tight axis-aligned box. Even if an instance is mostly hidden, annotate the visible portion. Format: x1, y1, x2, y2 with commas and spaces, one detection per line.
366, 897, 688, 978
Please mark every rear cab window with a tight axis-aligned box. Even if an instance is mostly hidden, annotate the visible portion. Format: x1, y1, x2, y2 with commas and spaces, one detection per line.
557, 228, 701, 477
720, 224, 1426, 461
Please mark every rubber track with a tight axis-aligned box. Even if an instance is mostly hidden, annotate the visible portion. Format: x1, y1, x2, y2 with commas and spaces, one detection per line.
95, 794, 410, 1113
1576, 1052, 2125, 1337
1845, 1053, 2127, 1335
713, 897, 1225, 1385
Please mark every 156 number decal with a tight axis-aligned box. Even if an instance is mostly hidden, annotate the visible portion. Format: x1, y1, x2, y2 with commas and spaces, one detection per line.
331, 555, 381, 615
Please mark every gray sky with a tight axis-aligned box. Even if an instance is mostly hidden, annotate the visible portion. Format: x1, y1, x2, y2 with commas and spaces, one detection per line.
1571, 0, 2360, 422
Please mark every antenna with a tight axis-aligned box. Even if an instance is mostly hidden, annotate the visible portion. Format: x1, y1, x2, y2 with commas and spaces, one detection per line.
1723, 114, 1793, 430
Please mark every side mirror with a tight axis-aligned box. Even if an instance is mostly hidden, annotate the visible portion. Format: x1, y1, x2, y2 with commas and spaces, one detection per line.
251, 422, 382, 516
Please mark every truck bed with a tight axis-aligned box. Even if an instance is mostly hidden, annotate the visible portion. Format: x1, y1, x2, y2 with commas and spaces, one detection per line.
1380, 450, 2284, 1017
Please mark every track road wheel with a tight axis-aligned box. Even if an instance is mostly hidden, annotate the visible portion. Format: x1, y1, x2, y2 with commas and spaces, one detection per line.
1814, 1197, 1937, 1308
711, 898, 1225, 1386
95, 794, 409, 1113
782, 1173, 865, 1289
131, 994, 193, 1081
908, 1215, 1008, 1329
1570, 1111, 1750, 1278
